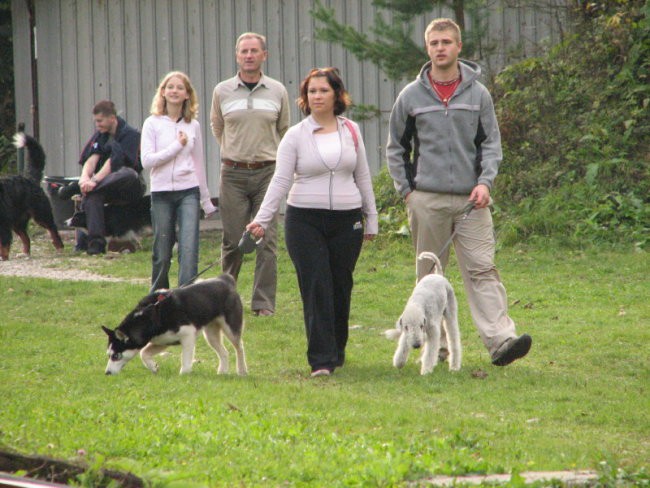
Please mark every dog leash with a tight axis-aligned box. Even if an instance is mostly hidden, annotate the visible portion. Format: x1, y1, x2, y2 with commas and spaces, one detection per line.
423, 201, 475, 275
183, 230, 261, 287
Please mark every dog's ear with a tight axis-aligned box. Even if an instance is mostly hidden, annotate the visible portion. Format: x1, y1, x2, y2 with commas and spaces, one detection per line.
115, 329, 130, 343
101, 325, 114, 337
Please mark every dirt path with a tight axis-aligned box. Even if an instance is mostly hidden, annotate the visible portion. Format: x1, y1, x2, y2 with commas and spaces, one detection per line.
0, 232, 147, 283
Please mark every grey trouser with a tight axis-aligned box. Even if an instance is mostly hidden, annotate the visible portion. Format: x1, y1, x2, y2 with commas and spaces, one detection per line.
82, 166, 144, 246
407, 191, 516, 356
219, 163, 277, 312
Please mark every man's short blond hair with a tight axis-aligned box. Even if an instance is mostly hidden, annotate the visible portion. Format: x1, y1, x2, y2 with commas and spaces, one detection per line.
236, 32, 267, 52
424, 18, 462, 44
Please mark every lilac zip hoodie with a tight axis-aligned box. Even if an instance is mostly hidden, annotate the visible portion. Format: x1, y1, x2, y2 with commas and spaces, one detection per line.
254, 115, 378, 235
141, 115, 216, 214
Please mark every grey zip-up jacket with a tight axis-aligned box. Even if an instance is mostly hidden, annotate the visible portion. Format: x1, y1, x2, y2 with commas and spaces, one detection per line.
386, 59, 502, 197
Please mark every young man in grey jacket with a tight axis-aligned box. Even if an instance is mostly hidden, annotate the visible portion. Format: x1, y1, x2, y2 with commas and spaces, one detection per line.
386, 18, 532, 366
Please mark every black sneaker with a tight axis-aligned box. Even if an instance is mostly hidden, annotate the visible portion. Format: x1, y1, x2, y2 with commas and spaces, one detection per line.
491, 334, 532, 366
87, 239, 106, 256
57, 181, 81, 200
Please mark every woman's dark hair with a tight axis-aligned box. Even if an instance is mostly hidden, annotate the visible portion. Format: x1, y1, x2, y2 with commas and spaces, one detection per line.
296, 67, 351, 116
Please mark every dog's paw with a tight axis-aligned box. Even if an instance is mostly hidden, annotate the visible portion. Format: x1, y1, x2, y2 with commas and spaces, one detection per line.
393, 358, 407, 369
420, 365, 435, 375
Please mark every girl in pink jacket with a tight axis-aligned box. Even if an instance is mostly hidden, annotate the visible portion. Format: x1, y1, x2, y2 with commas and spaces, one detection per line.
141, 71, 216, 292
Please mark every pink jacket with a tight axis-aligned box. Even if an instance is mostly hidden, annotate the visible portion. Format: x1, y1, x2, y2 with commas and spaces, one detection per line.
141, 115, 216, 214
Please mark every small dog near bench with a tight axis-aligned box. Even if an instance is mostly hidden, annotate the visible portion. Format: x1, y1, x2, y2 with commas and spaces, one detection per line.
385, 251, 462, 374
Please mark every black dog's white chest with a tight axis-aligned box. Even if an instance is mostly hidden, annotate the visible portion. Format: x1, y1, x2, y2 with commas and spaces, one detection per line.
149, 325, 197, 346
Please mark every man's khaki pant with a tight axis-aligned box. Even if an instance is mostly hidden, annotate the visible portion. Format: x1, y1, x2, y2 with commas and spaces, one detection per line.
406, 191, 516, 356
219, 163, 278, 312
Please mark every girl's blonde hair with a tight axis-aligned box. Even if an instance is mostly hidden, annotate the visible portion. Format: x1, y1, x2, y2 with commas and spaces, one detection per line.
150, 71, 198, 122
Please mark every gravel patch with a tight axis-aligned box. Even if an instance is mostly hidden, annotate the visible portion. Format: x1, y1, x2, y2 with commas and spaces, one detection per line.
0, 231, 147, 283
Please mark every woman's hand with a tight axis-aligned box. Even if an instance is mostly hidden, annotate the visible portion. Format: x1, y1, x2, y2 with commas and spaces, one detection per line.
246, 222, 265, 239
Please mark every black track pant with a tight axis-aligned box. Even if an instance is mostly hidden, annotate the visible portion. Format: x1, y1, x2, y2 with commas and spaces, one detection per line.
284, 205, 364, 371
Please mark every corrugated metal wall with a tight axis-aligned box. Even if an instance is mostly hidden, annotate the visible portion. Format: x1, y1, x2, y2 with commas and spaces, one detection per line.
11, 0, 569, 195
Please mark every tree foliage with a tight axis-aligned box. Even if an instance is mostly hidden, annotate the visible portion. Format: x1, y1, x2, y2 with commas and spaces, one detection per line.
311, 0, 491, 81
311, 0, 429, 80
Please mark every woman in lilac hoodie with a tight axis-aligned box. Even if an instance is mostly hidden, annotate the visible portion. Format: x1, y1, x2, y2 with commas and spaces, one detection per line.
141, 71, 216, 292
247, 67, 378, 377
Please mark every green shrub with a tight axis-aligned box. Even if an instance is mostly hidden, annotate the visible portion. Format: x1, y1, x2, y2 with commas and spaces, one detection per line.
493, 0, 650, 249
372, 165, 410, 237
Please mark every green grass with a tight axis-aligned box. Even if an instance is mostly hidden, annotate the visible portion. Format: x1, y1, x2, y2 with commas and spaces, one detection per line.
0, 228, 648, 487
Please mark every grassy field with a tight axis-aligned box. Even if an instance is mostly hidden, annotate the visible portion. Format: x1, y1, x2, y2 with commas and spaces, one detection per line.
0, 227, 648, 487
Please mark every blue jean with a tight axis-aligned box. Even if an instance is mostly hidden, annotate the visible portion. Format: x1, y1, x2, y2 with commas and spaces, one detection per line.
150, 187, 200, 292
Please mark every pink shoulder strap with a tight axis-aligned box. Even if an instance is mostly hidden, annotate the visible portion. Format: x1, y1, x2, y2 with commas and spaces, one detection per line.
342, 117, 358, 152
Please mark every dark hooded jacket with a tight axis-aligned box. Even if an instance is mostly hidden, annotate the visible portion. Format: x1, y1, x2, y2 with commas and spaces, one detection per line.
78, 116, 141, 173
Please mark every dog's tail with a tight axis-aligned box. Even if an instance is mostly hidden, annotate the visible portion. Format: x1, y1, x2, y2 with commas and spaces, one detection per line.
219, 273, 237, 288
417, 251, 443, 276
13, 132, 47, 184
384, 329, 402, 341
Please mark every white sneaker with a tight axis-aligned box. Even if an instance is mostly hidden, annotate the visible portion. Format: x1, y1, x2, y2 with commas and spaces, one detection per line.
310, 369, 331, 377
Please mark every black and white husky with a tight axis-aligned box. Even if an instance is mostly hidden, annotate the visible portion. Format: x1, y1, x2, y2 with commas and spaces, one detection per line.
102, 275, 248, 376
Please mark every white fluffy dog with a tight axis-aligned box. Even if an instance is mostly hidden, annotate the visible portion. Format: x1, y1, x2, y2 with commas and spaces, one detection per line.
385, 252, 461, 374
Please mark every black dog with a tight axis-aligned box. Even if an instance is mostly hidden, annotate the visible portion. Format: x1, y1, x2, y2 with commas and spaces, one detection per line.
0, 133, 64, 260
102, 275, 248, 376
66, 194, 151, 243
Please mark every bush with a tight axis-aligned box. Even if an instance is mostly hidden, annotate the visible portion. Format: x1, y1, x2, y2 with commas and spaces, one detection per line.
372, 165, 410, 237
493, 0, 650, 249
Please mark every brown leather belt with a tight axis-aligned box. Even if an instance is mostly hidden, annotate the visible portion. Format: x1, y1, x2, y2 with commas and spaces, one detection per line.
222, 159, 275, 170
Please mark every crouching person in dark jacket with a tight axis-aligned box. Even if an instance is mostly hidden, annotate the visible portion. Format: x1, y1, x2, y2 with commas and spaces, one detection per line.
76, 100, 145, 255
